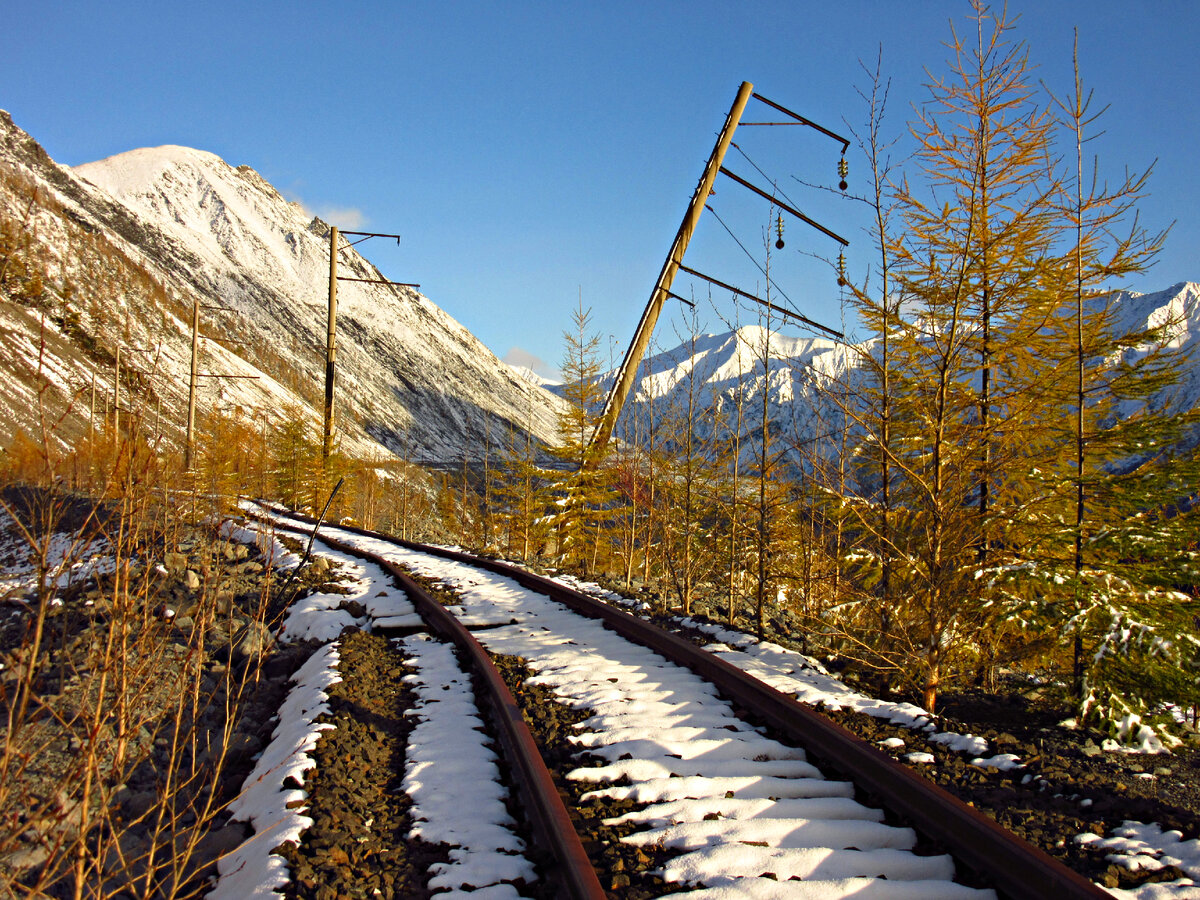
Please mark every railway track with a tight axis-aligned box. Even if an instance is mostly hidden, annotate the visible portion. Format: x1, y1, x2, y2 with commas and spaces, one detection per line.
255, 505, 1108, 899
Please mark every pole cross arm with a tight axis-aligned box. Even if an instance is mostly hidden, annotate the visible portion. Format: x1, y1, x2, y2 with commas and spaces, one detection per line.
676, 264, 844, 340
336, 276, 421, 288
750, 92, 851, 151
665, 290, 696, 308
719, 167, 849, 246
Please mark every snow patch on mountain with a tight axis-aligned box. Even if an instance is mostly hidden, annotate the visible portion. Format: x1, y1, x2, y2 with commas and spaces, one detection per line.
603, 285, 1200, 468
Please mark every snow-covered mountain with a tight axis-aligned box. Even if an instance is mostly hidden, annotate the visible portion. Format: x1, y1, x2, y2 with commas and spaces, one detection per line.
599, 325, 851, 463
506, 363, 562, 390
605, 283, 1200, 466
0, 111, 566, 465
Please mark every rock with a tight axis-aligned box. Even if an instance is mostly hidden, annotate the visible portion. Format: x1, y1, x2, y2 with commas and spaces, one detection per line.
4, 842, 50, 870
103, 830, 150, 876
224, 730, 264, 766
232, 620, 274, 661
164, 552, 188, 573
223, 543, 249, 562
1081, 740, 1102, 758
121, 789, 159, 822
192, 822, 248, 874
214, 590, 236, 615
184, 570, 201, 591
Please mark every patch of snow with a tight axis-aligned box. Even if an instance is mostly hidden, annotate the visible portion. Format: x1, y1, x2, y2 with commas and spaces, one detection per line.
221, 518, 301, 570
1076, 821, 1200, 898
398, 633, 536, 898
970, 753, 1024, 772
210, 642, 341, 899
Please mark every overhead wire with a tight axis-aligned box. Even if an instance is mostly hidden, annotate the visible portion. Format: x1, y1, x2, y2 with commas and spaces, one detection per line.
711, 141, 847, 341
730, 141, 806, 218
702, 202, 802, 320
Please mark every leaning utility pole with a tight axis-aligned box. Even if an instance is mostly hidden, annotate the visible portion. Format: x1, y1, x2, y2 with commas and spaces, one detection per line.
590, 81, 754, 454
589, 81, 850, 458
323, 225, 339, 465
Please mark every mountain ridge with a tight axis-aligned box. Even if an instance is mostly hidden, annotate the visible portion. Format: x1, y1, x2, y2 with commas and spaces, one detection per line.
601, 282, 1200, 466
0, 111, 568, 466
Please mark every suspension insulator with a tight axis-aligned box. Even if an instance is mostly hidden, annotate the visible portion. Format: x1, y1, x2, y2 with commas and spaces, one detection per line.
838, 155, 849, 192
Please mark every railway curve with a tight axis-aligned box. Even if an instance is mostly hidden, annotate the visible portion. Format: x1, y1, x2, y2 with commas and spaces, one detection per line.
258, 504, 1108, 899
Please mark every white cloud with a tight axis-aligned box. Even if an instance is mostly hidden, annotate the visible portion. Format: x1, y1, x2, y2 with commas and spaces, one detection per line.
312, 206, 367, 230
503, 347, 561, 383
281, 187, 367, 230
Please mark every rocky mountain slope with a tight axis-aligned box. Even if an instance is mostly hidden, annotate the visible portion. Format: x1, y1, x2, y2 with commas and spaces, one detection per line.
0, 111, 566, 466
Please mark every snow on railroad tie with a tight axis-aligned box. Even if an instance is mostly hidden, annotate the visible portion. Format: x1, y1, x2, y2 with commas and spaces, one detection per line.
273, 539, 423, 641
398, 633, 537, 899
230, 520, 536, 898
211, 642, 341, 899
303, 525, 995, 899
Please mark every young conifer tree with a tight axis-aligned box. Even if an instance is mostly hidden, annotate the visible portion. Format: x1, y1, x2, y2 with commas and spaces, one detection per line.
747, 245, 795, 641
552, 293, 613, 571
881, 3, 1062, 711
657, 308, 721, 615
498, 395, 552, 561
832, 51, 906, 669
1011, 33, 1198, 726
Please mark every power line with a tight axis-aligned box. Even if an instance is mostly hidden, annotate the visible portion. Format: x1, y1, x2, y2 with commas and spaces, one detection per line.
703, 203, 795, 308
703, 203, 845, 341
730, 141, 805, 218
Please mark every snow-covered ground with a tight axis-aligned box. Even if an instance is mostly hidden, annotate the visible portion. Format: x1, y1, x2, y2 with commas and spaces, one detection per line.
0, 506, 114, 599
288, 520, 996, 898
209, 520, 537, 899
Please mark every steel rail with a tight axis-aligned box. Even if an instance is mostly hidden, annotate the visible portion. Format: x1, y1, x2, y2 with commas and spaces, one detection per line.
259, 514, 606, 900
260, 507, 1108, 898
264, 508, 1109, 900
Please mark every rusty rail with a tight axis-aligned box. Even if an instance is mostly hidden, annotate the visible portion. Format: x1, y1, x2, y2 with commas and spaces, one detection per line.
262, 506, 1108, 900
261, 515, 605, 900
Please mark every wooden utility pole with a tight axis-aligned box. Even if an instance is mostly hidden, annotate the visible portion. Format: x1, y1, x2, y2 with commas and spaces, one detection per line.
185, 296, 200, 470
113, 344, 121, 434
590, 81, 754, 455
320, 226, 415, 468
323, 225, 339, 466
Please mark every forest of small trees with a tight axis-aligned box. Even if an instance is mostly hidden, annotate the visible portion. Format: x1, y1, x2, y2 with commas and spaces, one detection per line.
1, 4, 1196, 739
446, 6, 1200, 735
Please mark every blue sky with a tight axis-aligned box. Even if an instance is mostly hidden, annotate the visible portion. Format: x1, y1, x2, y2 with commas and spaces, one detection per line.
4, 1, 1197, 379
